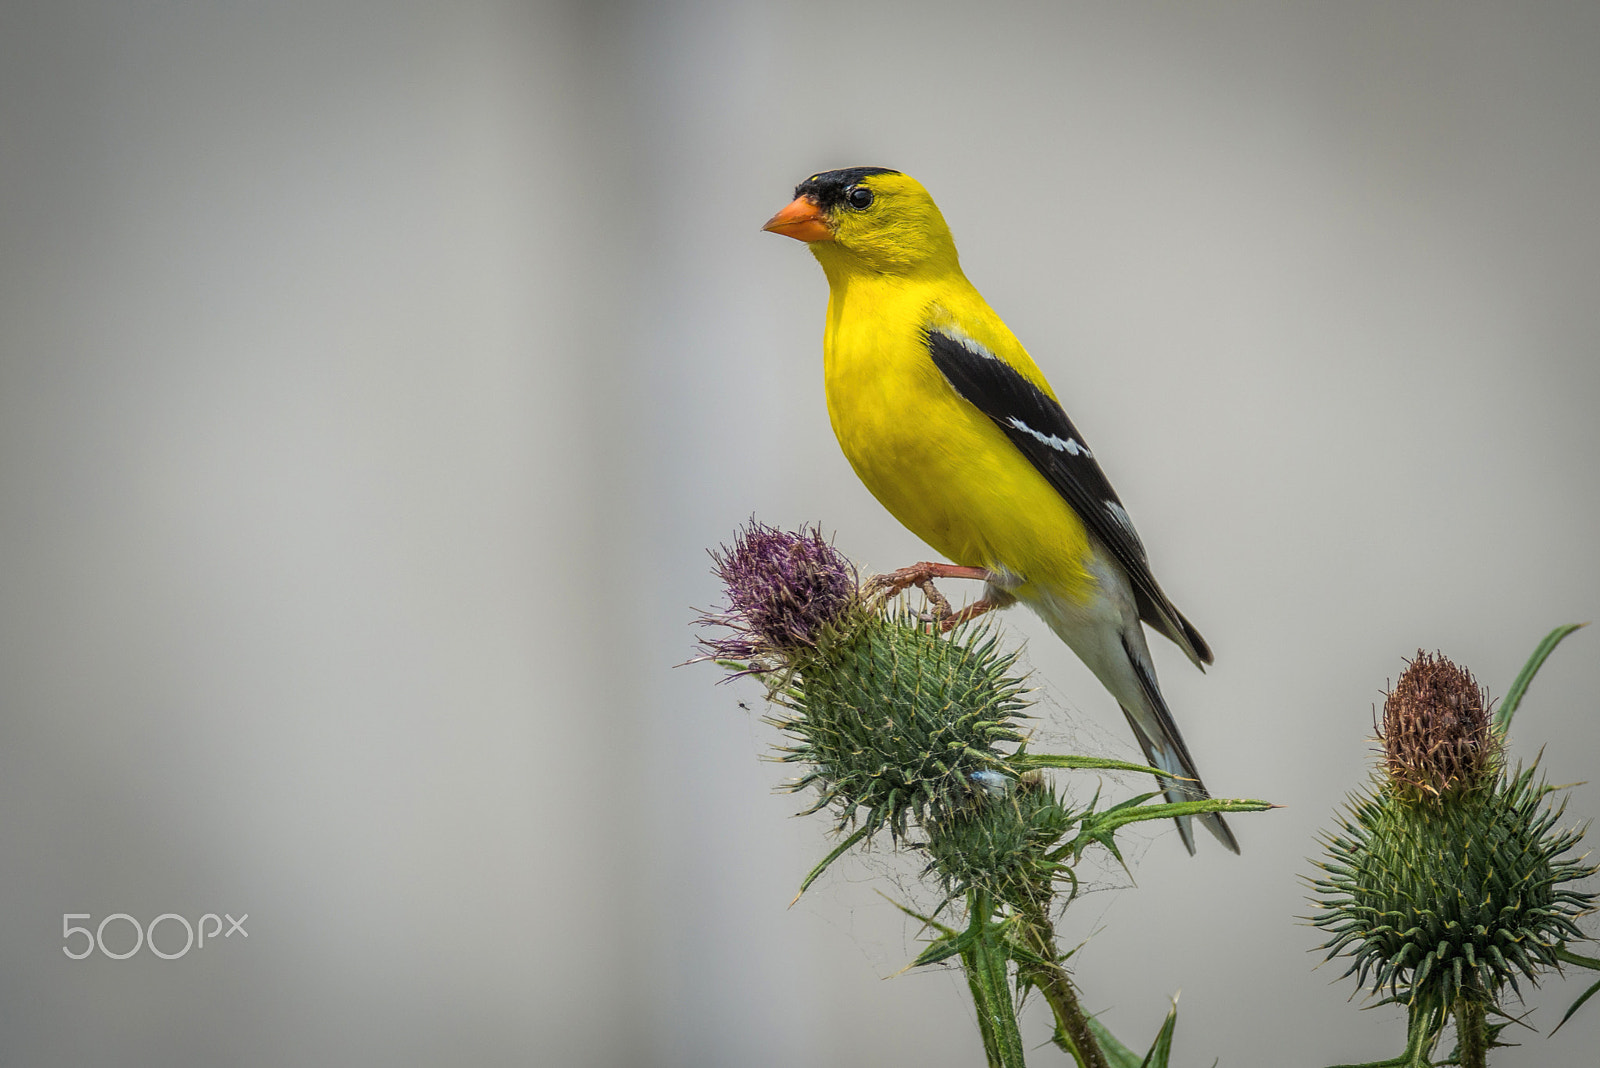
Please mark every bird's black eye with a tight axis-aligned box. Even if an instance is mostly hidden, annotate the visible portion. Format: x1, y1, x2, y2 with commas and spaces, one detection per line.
847, 186, 874, 209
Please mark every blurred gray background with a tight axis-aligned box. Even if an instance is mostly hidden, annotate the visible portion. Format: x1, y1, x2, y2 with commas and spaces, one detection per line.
1, 1, 1597, 1065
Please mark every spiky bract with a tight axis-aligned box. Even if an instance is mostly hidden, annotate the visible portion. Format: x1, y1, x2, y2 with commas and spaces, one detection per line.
768, 612, 1030, 842
1380, 651, 1494, 797
1311, 764, 1596, 1014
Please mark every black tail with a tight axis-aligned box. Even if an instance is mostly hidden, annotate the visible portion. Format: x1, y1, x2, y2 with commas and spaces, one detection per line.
1120, 636, 1239, 855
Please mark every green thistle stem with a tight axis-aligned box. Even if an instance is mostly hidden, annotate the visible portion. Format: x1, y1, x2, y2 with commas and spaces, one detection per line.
962, 890, 1027, 1068
1453, 991, 1487, 1068
964, 960, 1003, 1068
1014, 902, 1108, 1068
1398, 1004, 1443, 1068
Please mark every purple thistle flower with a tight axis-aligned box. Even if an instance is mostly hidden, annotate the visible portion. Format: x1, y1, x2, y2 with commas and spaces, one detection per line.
698, 521, 857, 666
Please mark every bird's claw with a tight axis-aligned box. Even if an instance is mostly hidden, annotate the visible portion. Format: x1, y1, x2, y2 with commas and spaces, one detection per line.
868, 561, 992, 597
868, 561, 996, 628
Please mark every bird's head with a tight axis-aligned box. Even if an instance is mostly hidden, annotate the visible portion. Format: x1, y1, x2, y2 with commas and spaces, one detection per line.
763, 167, 959, 277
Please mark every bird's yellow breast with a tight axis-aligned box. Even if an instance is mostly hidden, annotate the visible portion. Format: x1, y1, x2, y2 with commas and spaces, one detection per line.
820, 272, 1097, 600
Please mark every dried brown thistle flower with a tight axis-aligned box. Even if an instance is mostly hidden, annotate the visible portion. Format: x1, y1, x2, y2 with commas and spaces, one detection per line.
1378, 650, 1495, 796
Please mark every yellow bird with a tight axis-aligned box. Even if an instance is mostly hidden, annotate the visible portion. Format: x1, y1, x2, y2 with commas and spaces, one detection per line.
763, 166, 1237, 854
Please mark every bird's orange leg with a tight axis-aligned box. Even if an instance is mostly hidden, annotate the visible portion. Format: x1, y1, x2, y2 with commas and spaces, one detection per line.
867, 562, 995, 625
939, 597, 1001, 632
870, 562, 992, 592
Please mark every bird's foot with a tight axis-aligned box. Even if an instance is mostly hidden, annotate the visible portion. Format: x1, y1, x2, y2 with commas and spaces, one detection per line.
867, 562, 994, 625
939, 597, 1000, 632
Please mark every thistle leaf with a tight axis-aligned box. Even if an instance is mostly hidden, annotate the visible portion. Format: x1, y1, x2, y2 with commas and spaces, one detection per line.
1551, 975, 1600, 1036
1074, 796, 1274, 857
1083, 1016, 1144, 1068
1550, 943, 1600, 1035
910, 930, 976, 968
1138, 999, 1179, 1068
1493, 623, 1587, 736
1011, 753, 1179, 778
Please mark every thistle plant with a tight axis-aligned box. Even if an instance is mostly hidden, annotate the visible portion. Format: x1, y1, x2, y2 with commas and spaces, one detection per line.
697, 520, 1273, 1068
1308, 632, 1598, 1068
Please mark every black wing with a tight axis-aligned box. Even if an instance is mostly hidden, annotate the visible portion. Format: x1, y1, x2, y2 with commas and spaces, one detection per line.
925, 326, 1212, 666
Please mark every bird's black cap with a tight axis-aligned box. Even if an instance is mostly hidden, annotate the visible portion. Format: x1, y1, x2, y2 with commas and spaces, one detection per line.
795, 167, 900, 209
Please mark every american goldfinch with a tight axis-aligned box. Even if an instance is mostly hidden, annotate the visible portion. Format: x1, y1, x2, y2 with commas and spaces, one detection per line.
764, 166, 1238, 854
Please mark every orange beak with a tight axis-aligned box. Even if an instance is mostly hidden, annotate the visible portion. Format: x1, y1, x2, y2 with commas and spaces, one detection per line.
761, 196, 835, 242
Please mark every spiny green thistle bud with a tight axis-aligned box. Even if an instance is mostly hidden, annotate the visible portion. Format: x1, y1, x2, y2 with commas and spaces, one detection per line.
1379, 651, 1494, 797
770, 613, 1030, 841
922, 773, 1074, 911
1309, 651, 1597, 1020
